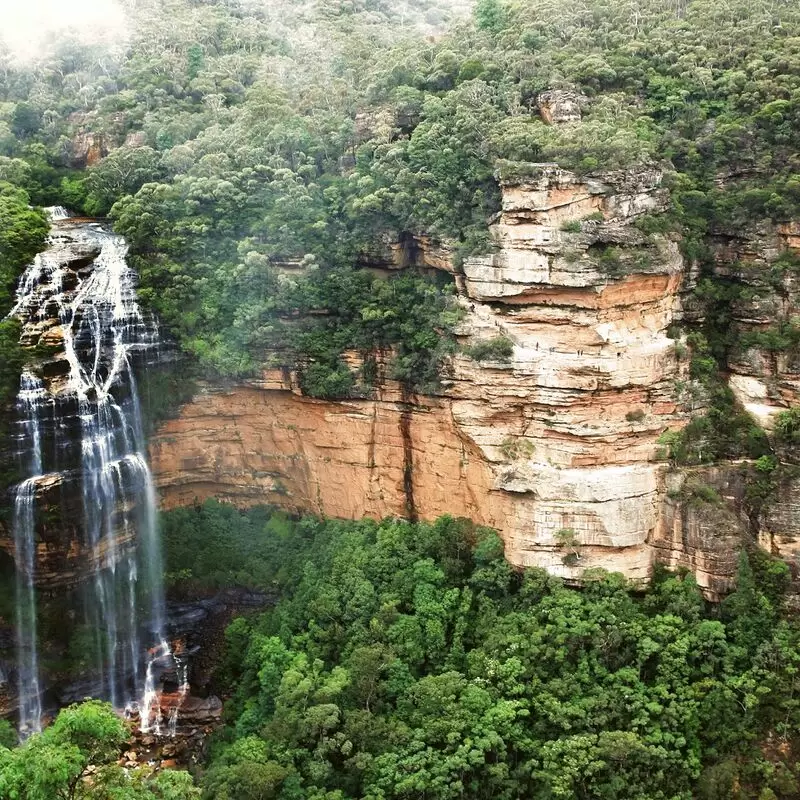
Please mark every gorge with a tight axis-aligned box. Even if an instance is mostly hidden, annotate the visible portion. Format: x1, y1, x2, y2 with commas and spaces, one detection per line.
4, 0, 800, 797
149, 162, 798, 600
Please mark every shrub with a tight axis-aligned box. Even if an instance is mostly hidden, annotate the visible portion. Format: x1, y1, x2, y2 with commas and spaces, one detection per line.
597, 245, 624, 277
773, 407, 800, 446
499, 437, 535, 459
464, 335, 514, 362
298, 360, 356, 399
683, 479, 723, 506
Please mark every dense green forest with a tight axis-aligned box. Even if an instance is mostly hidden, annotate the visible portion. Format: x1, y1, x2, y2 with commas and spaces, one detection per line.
4, 0, 800, 396
4, 504, 800, 799
7, 503, 799, 799
162, 503, 800, 800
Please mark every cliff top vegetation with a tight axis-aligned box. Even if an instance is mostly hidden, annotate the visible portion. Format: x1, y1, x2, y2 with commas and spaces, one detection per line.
3, 0, 800, 396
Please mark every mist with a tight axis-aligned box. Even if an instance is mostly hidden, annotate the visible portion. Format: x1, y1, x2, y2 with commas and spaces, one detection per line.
1, 0, 128, 61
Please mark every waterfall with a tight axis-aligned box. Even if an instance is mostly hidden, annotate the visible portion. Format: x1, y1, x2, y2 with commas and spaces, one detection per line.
11, 374, 46, 734
7, 212, 168, 734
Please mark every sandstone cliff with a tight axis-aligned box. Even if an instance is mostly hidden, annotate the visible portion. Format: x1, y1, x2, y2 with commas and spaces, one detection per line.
152, 164, 742, 591
710, 219, 800, 428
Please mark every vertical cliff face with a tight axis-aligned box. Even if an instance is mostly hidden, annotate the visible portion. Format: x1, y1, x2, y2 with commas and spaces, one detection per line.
702, 217, 800, 581
709, 220, 800, 426
153, 164, 726, 587
428, 165, 687, 579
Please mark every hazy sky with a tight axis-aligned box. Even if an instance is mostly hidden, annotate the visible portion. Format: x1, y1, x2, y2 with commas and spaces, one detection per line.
1, 0, 127, 61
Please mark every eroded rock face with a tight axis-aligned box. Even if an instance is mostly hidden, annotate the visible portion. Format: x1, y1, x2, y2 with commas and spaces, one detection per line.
706, 219, 800, 428
652, 468, 755, 598
536, 90, 586, 125
151, 164, 705, 587
69, 132, 109, 168
65, 111, 128, 168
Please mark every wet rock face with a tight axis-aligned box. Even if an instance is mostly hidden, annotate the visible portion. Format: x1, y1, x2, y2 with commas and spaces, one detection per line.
121, 590, 267, 769
1, 214, 170, 729
0, 222, 150, 590
150, 164, 711, 588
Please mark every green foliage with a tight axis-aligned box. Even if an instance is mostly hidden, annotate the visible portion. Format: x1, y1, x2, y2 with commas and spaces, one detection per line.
275, 269, 460, 397
84, 146, 163, 216
594, 245, 624, 278
743, 456, 781, 515
664, 333, 771, 465
498, 436, 535, 460
0, 700, 200, 799
664, 389, 770, 465
162, 502, 302, 595
463, 335, 514, 362
159, 503, 800, 800
475, 0, 507, 33
774, 407, 800, 447
682, 478, 723, 507
554, 527, 581, 565
0, 721, 15, 750
6, 0, 800, 403
0, 183, 48, 313
10, 104, 41, 140
0, 318, 24, 417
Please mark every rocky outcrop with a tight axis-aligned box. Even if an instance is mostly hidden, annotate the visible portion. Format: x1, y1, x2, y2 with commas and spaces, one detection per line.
536, 90, 586, 125
151, 164, 706, 588
65, 111, 130, 168
68, 131, 109, 169
705, 218, 800, 427
651, 467, 754, 597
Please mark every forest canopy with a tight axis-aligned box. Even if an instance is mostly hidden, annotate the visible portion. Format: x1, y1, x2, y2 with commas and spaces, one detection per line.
4, 0, 800, 395
2, 502, 798, 799
4, 1, 800, 798
156, 501, 800, 800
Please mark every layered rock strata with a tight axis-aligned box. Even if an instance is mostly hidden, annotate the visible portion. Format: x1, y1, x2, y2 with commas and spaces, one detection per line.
152, 165, 703, 588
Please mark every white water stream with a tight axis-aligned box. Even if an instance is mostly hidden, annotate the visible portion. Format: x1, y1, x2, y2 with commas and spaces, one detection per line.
7, 212, 170, 735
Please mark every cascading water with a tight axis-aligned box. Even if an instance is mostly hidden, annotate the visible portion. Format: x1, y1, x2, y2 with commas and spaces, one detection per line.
10, 372, 47, 733
6, 211, 170, 734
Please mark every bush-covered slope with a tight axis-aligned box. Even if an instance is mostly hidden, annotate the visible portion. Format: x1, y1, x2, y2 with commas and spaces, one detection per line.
4, 0, 800, 397
161, 502, 800, 800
